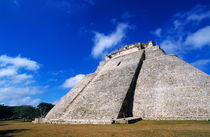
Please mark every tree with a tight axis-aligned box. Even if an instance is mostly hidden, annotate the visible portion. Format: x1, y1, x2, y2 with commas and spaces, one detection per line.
0, 103, 54, 121
37, 102, 54, 117
12, 105, 37, 121
0, 104, 13, 120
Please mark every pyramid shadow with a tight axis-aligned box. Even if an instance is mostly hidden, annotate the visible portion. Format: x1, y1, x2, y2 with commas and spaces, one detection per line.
0, 129, 30, 137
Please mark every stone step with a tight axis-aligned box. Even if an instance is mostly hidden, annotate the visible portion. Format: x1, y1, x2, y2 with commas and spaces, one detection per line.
113, 117, 142, 124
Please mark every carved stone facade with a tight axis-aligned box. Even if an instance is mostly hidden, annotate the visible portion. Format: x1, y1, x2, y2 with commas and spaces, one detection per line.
38, 41, 210, 124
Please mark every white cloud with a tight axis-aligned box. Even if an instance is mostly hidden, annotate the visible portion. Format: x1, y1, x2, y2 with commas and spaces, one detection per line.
174, 5, 210, 25
184, 26, 210, 49
187, 11, 210, 22
8, 97, 40, 106
91, 23, 129, 58
0, 55, 40, 70
191, 59, 210, 70
173, 20, 182, 29
0, 54, 42, 106
186, 6, 210, 22
0, 87, 41, 99
0, 87, 41, 106
12, 74, 33, 84
160, 40, 182, 55
153, 5, 210, 56
0, 67, 17, 77
0, 80, 6, 85
62, 74, 85, 88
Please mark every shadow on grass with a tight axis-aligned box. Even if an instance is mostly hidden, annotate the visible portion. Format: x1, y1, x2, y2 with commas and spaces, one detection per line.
0, 129, 30, 137
0, 124, 9, 126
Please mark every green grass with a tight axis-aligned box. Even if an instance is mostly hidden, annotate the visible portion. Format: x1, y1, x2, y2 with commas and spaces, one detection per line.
0, 120, 210, 137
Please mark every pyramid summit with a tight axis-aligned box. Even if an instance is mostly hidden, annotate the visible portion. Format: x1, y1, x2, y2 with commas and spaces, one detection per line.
36, 41, 210, 124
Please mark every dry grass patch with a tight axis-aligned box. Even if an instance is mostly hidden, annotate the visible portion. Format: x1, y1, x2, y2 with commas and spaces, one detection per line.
0, 120, 210, 137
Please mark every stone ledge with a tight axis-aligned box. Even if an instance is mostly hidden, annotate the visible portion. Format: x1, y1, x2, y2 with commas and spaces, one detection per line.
34, 118, 114, 124
143, 116, 210, 120
113, 117, 142, 124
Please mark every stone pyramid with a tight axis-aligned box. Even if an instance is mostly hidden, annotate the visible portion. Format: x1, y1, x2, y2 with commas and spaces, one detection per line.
41, 41, 210, 124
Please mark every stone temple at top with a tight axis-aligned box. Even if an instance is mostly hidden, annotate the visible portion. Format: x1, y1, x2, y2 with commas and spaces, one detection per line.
38, 41, 210, 124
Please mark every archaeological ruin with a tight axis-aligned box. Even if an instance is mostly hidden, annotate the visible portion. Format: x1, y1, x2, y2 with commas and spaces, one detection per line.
35, 41, 210, 124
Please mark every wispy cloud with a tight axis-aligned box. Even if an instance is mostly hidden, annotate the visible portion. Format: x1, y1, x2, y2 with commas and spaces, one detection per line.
91, 22, 129, 58
153, 5, 210, 55
13, 0, 20, 7
0, 55, 40, 70
0, 55, 41, 106
184, 26, 210, 49
12, 74, 33, 84
191, 59, 210, 70
62, 74, 85, 88
175, 5, 210, 24
83, 0, 94, 6
121, 12, 133, 20
160, 39, 183, 55
51, 70, 64, 76
152, 28, 162, 37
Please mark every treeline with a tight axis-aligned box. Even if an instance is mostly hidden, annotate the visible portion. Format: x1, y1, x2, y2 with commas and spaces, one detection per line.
0, 102, 54, 121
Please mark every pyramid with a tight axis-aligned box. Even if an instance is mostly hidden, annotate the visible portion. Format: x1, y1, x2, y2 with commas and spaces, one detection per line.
39, 41, 210, 124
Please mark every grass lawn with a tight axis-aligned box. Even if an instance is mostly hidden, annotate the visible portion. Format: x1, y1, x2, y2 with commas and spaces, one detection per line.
0, 120, 210, 137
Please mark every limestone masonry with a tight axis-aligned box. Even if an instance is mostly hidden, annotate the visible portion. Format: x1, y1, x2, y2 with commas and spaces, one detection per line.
36, 41, 210, 124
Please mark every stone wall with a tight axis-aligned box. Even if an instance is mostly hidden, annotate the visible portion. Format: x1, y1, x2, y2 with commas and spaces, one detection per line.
45, 73, 96, 120
60, 50, 145, 120
133, 54, 210, 120
43, 42, 210, 124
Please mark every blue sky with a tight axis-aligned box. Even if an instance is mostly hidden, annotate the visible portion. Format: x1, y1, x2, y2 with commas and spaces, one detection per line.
0, 0, 210, 106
